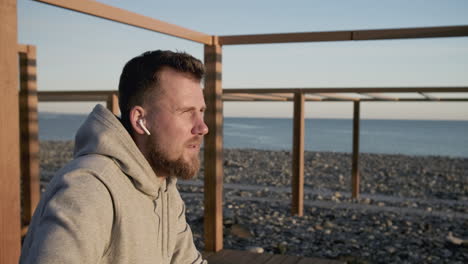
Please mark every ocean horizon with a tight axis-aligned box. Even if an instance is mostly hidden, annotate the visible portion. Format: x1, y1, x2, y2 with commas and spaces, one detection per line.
39, 112, 468, 158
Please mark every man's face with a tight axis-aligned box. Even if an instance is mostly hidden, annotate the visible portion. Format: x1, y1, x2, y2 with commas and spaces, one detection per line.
144, 67, 208, 179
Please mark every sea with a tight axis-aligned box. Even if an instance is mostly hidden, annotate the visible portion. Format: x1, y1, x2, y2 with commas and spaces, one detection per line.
38, 112, 468, 158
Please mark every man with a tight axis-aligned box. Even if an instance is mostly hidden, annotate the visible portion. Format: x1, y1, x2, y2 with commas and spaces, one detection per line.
20, 50, 209, 264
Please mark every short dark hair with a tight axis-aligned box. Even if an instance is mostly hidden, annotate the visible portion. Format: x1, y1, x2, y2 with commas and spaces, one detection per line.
118, 50, 205, 132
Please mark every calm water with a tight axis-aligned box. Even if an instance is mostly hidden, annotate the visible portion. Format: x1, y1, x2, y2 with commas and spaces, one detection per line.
39, 113, 468, 158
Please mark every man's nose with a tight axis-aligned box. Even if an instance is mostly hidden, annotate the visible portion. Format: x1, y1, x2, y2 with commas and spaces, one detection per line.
192, 117, 209, 136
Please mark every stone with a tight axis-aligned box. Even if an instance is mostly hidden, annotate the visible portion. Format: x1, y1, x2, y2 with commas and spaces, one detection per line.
441, 249, 452, 258
230, 224, 253, 239
324, 221, 334, 228
246, 246, 264, 254
43, 146, 468, 263
277, 242, 288, 254
385, 246, 397, 254
240, 191, 252, 198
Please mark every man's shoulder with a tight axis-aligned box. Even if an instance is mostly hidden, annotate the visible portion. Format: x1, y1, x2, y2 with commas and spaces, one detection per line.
71, 153, 115, 169
48, 154, 121, 191
37, 155, 116, 214
57, 154, 116, 177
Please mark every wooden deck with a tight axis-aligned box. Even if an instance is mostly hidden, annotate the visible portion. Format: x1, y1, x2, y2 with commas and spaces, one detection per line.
203, 250, 346, 264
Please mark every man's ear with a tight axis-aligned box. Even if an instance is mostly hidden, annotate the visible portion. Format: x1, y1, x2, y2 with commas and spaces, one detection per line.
129, 106, 148, 136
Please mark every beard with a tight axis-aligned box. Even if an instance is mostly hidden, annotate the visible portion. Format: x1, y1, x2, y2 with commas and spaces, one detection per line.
147, 134, 201, 180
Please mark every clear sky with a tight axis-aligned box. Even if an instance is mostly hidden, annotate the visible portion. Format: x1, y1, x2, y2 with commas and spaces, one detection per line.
18, 0, 468, 120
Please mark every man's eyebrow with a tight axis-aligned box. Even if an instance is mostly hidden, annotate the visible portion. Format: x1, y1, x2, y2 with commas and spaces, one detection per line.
177, 106, 207, 112
176, 106, 193, 112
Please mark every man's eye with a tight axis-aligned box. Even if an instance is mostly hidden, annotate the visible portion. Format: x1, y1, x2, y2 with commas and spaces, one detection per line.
183, 110, 195, 115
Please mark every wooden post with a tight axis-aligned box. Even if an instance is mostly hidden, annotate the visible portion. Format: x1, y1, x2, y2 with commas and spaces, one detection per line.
0, 0, 22, 262
106, 92, 119, 115
19, 45, 40, 228
292, 92, 305, 216
352, 101, 360, 198
203, 38, 223, 252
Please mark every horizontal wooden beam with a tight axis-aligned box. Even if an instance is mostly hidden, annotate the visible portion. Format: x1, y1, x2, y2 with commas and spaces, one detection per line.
34, 0, 212, 44
37, 89, 468, 103
266, 93, 294, 99
314, 93, 360, 101
223, 97, 468, 102
419, 92, 440, 101
219, 31, 351, 45
224, 87, 468, 94
223, 95, 468, 102
223, 93, 289, 101
219, 25, 468, 45
360, 93, 399, 101
354, 25, 468, 41
378, 98, 468, 102
223, 95, 255, 101
304, 95, 323, 101
38, 91, 114, 102
223, 94, 323, 102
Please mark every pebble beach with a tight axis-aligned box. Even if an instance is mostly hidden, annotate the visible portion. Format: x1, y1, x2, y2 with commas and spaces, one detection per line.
39, 141, 468, 263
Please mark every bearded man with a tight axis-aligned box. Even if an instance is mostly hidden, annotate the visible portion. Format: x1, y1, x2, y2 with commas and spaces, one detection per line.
20, 50, 209, 264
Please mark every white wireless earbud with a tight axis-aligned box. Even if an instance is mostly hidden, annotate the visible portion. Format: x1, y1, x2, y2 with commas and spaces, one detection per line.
138, 119, 151, 135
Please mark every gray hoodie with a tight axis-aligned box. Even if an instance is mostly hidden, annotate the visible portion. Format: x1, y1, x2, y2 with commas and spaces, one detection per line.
20, 104, 206, 264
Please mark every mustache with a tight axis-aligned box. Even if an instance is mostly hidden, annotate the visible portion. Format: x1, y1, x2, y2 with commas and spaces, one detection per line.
186, 137, 203, 146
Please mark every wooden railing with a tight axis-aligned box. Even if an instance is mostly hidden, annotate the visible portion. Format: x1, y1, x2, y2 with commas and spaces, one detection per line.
37, 90, 119, 114
32, 87, 468, 216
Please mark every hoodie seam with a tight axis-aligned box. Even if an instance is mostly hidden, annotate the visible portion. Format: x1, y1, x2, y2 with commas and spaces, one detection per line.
96, 159, 121, 259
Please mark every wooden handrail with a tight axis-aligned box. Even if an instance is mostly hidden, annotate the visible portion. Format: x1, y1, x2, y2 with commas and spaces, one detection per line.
219, 25, 468, 45
38, 91, 116, 102
37, 89, 468, 103
33, 0, 212, 44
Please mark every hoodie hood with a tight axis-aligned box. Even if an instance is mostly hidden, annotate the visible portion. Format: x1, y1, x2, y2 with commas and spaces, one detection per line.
74, 104, 163, 198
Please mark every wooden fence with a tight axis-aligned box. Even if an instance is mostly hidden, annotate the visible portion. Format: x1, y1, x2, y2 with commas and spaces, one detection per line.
15, 52, 468, 251
25, 86, 468, 223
